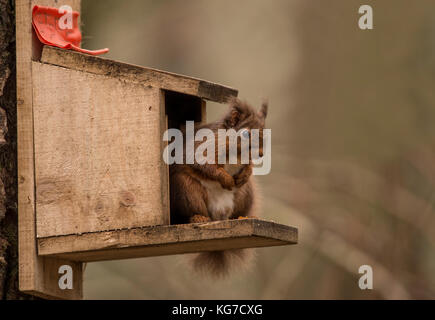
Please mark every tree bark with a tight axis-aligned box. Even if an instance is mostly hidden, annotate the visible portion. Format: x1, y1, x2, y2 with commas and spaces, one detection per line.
0, 0, 33, 300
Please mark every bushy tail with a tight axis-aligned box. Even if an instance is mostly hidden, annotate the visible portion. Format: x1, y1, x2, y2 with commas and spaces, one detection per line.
188, 178, 261, 278
189, 248, 256, 278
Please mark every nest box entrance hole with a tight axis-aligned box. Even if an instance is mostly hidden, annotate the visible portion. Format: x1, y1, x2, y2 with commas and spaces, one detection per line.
163, 90, 206, 226
164, 90, 206, 129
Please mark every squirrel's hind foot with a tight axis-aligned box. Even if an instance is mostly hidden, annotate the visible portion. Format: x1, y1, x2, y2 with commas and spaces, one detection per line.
190, 215, 212, 224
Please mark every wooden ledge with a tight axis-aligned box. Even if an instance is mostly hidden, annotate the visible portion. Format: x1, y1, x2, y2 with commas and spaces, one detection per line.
37, 219, 298, 262
39, 46, 238, 103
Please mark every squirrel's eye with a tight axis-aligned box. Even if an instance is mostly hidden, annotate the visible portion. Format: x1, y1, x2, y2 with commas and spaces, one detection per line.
241, 129, 250, 139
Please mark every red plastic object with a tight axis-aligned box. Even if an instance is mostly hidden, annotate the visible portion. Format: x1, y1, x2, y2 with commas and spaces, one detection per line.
32, 5, 109, 56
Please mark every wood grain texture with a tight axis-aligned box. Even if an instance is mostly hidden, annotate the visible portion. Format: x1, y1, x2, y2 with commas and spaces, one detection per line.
37, 219, 298, 262
40, 46, 238, 103
160, 91, 170, 224
32, 62, 170, 238
17, 0, 83, 299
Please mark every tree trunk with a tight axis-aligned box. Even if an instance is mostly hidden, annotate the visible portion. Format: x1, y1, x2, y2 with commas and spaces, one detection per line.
0, 0, 32, 300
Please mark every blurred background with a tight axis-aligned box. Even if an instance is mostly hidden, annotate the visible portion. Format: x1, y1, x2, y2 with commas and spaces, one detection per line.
80, 0, 435, 299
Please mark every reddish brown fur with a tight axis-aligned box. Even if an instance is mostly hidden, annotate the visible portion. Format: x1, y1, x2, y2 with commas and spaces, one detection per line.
170, 98, 268, 224
170, 98, 268, 277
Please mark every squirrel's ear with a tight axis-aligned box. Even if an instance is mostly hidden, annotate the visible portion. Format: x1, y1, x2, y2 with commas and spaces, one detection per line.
259, 100, 268, 119
224, 107, 241, 128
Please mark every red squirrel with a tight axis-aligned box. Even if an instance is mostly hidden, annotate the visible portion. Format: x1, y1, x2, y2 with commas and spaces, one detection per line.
170, 98, 268, 277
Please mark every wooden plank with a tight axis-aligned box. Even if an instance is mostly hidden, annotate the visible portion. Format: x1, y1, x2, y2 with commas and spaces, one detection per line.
17, 0, 83, 299
37, 219, 298, 262
32, 62, 169, 238
39, 46, 238, 103
159, 91, 170, 224
24, 258, 83, 300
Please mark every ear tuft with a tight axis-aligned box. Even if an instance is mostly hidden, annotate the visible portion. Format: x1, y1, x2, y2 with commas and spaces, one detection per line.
259, 100, 268, 119
223, 98, 243, 128
224, 108, 241, 128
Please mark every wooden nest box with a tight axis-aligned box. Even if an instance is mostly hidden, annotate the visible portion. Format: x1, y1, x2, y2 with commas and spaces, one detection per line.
16, 0, 297, 299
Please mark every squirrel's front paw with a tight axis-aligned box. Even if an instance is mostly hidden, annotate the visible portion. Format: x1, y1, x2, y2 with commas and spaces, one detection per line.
190, 215, 211, 224
218, 168, 236, 191
234, 166, 252, 188
218, 171, 235, 190
234, 173, 250, 188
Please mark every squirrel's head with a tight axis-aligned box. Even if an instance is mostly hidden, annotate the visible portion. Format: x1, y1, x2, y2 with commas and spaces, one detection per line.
221, 98, 269, 160
223, 98, 268, 131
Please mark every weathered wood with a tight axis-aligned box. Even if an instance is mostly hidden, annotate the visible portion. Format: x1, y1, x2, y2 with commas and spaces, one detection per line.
159, 91, 170, 225
37, 219, 298, 262
32, 62, 170, 238
40, 46, 238, 103
17, 0, 83, 300
23, 258, 83, 300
